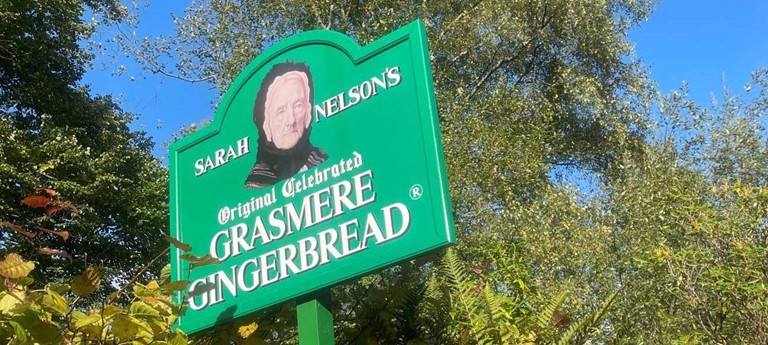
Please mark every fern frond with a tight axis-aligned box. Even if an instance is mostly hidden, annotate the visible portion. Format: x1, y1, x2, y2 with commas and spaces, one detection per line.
441, 248, 473, 296
555, 288, 621, 345
590, 288, 620, 326
392, 282, 427, 343
556, 316, 589, 345
537, 290, 568, 330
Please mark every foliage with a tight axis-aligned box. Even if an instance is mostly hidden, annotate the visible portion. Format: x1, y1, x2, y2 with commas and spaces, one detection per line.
600, 69, 768, 344
105, 0, 768, 343
0, 189, 195, 344
0, 260, 188, 345
117, 0, 658, 343
438, 248, 534, 344
0, 0, 169, 291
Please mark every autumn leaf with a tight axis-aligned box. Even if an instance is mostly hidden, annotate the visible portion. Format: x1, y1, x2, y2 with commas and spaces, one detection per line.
238, 322, 259, 338
21, 194, 51, 208
48, 200, 79, 216
130, 301, 161, 316
0, 253, 35, 278
168, 329, 188, 345
58, 201, 80, 215
35, 188, 57, 197
187, 282, 215, 298
0, 221, 37, 239
161, 280, 190, 293
179, 254, 221, 269
38, 247, 73, 260
160, 264, 171, 282
551, 311, 572, 328
111, 314, 152, 341
72, 266, 101, 297
37, 226, 70, 240
163, 234, 192, 252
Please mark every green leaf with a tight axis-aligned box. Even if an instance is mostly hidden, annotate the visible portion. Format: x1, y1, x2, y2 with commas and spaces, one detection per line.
71, 266, 101, 297
0, 253, 34, 278
180, 254, 221, 269
15, 277, 34, 287
112, 314, 141, 340
160, 264, 172, 282
0, 292, 25, 314
9, 321, 28, 343
42, 287, 69, 316
47, 282, 69, 294
188, 282, 216, 298
15, 309, 61, 343
162, 280, 190, 293
168, 329, 188, 345
74, 314, 103, 329
130, 301, 161, 316
133, 284, 161, 297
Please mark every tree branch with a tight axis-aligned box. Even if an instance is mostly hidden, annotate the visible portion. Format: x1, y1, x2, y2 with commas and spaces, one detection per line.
108, 247, 170, 304
437, 0, 485, 42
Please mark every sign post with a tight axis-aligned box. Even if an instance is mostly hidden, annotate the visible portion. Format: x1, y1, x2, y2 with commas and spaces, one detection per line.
297, 289, 335, 344
168, 19, 455, 339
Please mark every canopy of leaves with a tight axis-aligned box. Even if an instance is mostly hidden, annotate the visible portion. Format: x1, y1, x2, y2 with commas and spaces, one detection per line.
0, 0, 168, 292
122, 0, 655, 343
112, 0, 768, 343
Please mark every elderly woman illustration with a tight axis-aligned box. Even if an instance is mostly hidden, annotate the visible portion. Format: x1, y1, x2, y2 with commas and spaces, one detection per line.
244, 62, 328, 189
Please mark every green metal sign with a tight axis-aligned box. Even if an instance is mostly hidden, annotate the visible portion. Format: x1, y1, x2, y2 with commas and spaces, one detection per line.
169, 20, 454, 334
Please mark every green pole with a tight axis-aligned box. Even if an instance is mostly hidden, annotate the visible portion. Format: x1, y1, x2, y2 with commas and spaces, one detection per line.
297, 289, 335, 345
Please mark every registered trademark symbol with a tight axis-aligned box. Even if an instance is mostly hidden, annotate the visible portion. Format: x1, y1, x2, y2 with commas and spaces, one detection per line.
409, 184, 423, 200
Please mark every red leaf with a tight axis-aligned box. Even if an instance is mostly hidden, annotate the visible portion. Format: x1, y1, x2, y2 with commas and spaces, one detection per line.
472, 265, 483, 275
551, 311, 572, 328
0, 222, 37, 239
35, 188, 57, 197
164, 234, 192, 252
58, 201, 79, 215
38, 248, 72, 260
47, 200, 79, 216
37, 227, 69, 241
21, 195, 51, 208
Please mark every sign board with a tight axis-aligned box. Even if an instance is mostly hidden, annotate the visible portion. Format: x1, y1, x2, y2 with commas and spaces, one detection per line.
169, 20, 454, 334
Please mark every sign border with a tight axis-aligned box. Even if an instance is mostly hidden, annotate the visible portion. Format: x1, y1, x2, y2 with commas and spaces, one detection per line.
169, 19, 454, 333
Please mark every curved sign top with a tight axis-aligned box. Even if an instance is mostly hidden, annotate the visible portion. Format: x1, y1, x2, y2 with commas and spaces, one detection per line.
169, 20, 455, 334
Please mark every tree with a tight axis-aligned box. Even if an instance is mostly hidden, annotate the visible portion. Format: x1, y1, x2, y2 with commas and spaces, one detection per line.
597, 70, 768, 344
0, 0, 169, 291
0, 190, 192, 344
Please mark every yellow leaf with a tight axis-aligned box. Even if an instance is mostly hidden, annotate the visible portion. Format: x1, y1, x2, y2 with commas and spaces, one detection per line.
72, 266, 101, 297
238, 322, 259, 338
103, 305, 124, 318
39, 161, 56, 173
0, 253, 34, 278
0, 291, 26, 314
168, 329, 188, 345
146, 280, 160, 290
112, 314, 152, 340
130, 301, 161, 316
74, 314, 102, 329
42, 287, 69, 316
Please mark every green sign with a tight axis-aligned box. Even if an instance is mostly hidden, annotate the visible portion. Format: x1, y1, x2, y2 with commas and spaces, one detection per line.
169, 20, 454, 334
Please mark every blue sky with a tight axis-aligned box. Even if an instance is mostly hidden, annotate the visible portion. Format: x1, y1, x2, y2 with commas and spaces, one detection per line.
83, 1, 768, 160
630, 1, 768, 99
